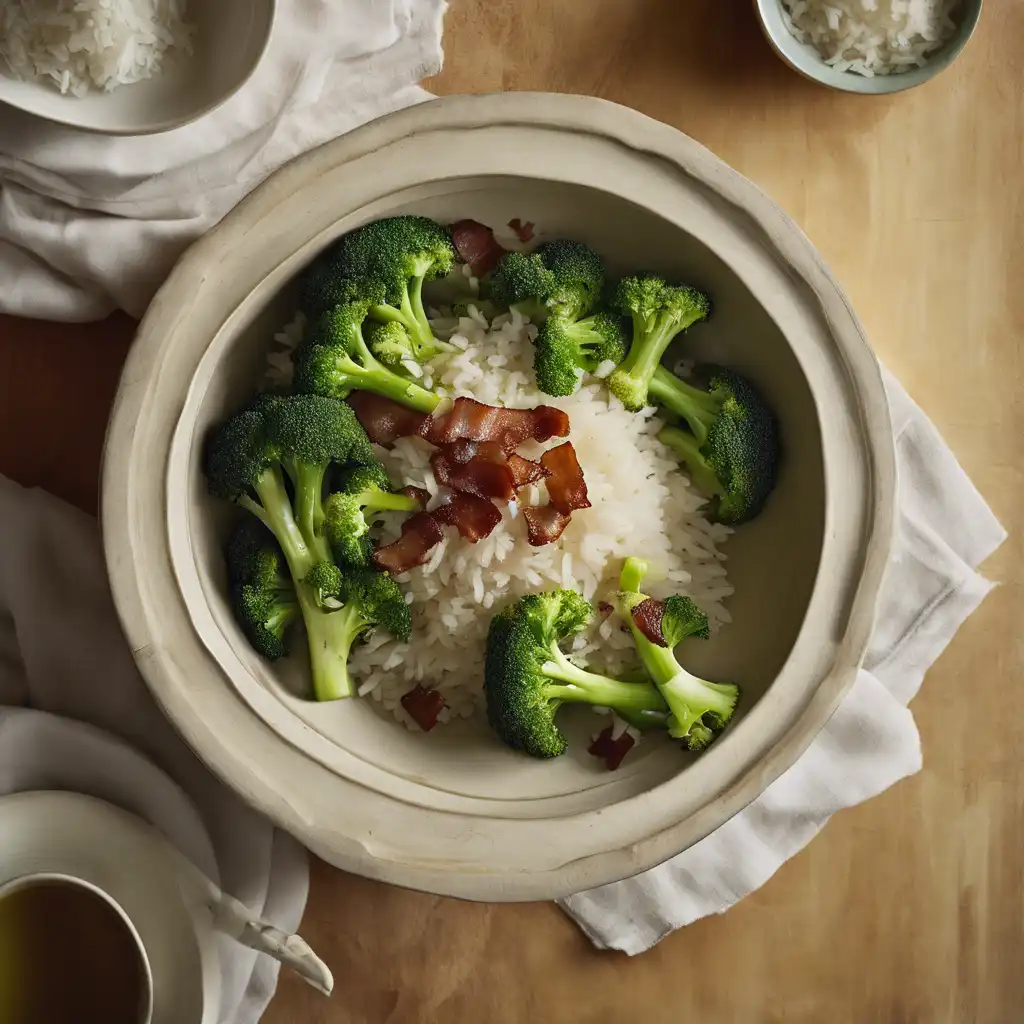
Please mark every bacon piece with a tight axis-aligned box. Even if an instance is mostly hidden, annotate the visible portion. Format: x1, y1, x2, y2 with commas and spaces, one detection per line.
588, 725, 636, 771
423, 397, 569, 452
432, 492, 502, 543
401, 486, 430, 507
401, 686, 445, 732
347, 391, 429, 448
437, 439, 507, 467
522, 505, 572, 546
597, 601, 614, 619
631, 597, 667, 647
450, 219, 505, 275
508, 218, 535, 243
540, 442, 591, 514
507, 453, 547, 489
371, 511, 443, 574
431, 449, 516, 503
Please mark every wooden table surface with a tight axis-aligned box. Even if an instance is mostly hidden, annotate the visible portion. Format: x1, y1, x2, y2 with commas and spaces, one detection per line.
2, 1, 1022, 1021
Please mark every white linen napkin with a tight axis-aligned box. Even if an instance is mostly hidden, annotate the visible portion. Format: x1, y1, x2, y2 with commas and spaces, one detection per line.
561, 368, 1006, 953
0, 477, 310, 1024
0, 0, 447, 321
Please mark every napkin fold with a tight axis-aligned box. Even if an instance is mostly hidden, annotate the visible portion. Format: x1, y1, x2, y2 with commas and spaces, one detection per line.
560, 369, 1006, 953
0, 0, 447, 321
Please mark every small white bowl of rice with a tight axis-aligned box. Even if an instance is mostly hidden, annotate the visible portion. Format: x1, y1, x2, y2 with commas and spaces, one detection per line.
755, 0, 983, 94
0, 0, 274, 134
101, 93, 896, 900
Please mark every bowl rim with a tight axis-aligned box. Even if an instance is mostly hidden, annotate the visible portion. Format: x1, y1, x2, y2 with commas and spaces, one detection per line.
0, 1, 276, 137
752, 0, 984, 96
101, 92, 896, 901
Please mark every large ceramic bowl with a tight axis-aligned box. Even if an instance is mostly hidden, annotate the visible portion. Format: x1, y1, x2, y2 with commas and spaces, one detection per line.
102, 94, 895, 901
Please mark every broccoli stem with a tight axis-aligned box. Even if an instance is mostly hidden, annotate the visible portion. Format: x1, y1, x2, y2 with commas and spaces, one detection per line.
296, 586, 361, 701
649, 367, 722, 443
363, 491, 422, 514
285, 459, 332, 563
615, 315, 679, 394
369, 278, 450, 359
658, 425, 725, 498
541, 645, 668, 715
245, 467, 317, 578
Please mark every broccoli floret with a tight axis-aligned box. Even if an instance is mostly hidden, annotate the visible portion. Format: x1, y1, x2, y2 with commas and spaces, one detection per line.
337, 566, 413, 644
618, 558, 739, 751
204, 393, 402, 701
484, 590, 669, 759
299, 215, 455, 359
533, 310, 629, 397
225, 520, 298, 661
606, 274, 712, 411
324, 463, 422, 568
490, 240, 604, 323
653, 365, 779, 525
293, 300, 440, 413
365, 320, 415, 369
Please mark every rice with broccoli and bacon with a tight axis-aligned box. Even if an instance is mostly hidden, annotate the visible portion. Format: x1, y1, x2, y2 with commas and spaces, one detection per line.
206, 215, 779, 770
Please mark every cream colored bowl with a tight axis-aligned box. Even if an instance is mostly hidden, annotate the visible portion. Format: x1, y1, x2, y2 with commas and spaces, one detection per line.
102, 94, 895, 901
0, 1, 274, 135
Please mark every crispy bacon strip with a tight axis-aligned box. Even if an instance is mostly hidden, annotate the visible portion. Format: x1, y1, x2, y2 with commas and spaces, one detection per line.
371, 511, 444, 574
507, 453, 547, 489
423, 397, 569, 452
540, 441, 591, 514
522, 505, 572, 546
401, 686, 445, 732
588, 725, 636, 771
431, 492, 502, 543
508, 218, 535, 243
631, 597, 667, 647
431, 450, 516, 503
450, 219, 505, 275
347, 391, 430, 448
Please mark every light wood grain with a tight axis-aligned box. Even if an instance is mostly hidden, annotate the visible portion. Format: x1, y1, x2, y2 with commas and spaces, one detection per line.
1, 1, 1021, 1020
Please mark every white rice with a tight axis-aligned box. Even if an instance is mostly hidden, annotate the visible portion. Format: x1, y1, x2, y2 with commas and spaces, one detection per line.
267, 306, 734, 731
0, 0, 195, 98
781, 0, 959, 77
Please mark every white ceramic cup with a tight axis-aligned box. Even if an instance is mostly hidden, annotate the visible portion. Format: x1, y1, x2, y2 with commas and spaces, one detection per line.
0, 871, 155, 1024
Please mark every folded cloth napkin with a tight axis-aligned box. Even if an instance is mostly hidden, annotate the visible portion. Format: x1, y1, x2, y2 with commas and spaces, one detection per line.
0, 477, 308, 1023
561, 368, 1006, 953
0, 0, 447, 321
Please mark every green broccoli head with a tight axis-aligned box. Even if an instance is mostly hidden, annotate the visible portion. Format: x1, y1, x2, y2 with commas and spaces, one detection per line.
337, 567, 412, 643
490, 251, 557, 309
299, 216, 455, 360
490, 240, 604, 322
533, 310, 630, 397
204, 405, 276, 503
654, 365, 779, 525
484, 590, 669, 759
618, 557, 738, 751
606, 274, 712, 411
263, 392, 375, 471
366, 320, 416, 368
225, 520, 298, 661
323, 462, 421, 568
293, 301, 440, 413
